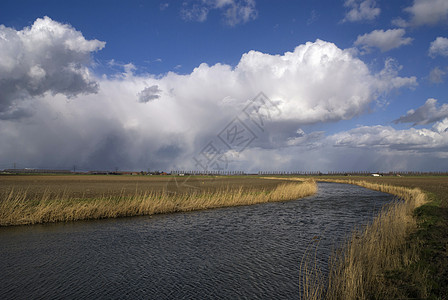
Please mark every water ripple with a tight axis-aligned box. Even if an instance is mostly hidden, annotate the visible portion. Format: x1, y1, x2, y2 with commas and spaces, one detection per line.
0, 182, 394, 299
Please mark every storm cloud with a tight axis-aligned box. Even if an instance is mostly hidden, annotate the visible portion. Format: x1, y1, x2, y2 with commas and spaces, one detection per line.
0, 17, 425, 171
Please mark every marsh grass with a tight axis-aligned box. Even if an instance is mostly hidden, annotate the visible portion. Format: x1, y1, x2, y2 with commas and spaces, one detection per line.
0, 180, 317, 226
300, 179, 427, 300
299, 237, 326, 300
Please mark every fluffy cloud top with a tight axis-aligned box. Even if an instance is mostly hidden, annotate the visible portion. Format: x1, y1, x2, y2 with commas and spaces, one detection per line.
0, 16, 105, 119
394, 98, 448, 125
429, 37, 448, 57
181, 0, 257, 26
343, 0, 380, 22
233, 41, 416, 123
354, 29, 413, 52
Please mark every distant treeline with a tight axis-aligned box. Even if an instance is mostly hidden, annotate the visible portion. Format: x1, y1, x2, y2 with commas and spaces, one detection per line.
2, 169, 72, 174
2, 169, 448, 176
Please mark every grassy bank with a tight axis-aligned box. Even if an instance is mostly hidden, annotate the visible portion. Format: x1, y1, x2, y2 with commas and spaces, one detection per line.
302, 177, 447, 299
0, 177, 316, 226
0, 175, 290, 199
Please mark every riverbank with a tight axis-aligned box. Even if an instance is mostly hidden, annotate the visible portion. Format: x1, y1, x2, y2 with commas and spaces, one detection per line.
0, 175, 317, 226
0, 182, 390, 300
307, 176, 448, 299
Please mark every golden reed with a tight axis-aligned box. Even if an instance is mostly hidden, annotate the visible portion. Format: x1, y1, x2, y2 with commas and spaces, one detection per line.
0, 180, 316, 226
301, 178, 427, 300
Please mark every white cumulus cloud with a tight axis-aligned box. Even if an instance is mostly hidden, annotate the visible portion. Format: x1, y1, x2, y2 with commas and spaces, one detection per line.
233, 41, 416, 124
0, 16, 105, 119
354, 29, 413, 52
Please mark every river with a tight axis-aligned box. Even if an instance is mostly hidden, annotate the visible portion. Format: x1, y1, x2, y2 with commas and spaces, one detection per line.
0, 182, 395, 299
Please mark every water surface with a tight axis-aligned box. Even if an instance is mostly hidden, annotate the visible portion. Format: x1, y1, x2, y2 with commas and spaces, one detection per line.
0, 182, 395, 299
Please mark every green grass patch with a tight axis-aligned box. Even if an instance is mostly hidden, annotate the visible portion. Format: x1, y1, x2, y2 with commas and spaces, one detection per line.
381, 191, 448, 299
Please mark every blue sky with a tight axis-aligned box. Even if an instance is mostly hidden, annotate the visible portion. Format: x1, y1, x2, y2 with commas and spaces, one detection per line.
0, 0, 447, 172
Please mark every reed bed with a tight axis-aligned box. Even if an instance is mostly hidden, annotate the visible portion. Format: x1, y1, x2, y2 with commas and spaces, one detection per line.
301, 178, 427, 300
0, 180, 316, 226
300, 237, 326, 300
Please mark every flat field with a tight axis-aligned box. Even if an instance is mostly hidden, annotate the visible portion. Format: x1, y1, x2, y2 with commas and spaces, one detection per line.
0, 175, 316, 226
0, 175, 291, 199
328, 176, 448, 204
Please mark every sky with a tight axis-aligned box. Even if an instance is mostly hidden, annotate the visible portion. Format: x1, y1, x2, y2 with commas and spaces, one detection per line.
0, 0, 447, 173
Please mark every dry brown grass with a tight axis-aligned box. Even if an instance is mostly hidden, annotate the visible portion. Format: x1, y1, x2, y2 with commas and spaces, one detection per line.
300, 238, 326, 300
0, 179, 317, 226
0, 175, 293, 199
300, 178, 427, 300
